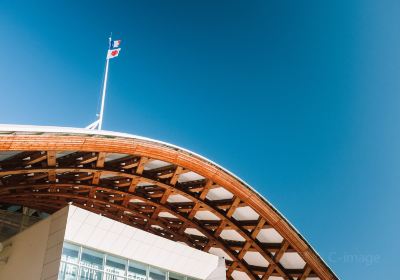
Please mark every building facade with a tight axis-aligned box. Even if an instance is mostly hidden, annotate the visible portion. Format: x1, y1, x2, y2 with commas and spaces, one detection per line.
0, 204, 224, 280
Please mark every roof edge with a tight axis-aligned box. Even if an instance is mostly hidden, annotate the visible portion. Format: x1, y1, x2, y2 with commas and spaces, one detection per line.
0, 124, 338, 279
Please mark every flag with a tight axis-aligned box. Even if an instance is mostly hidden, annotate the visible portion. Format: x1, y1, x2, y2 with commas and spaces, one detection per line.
107, 48, 121, 59
111, 40, 121, 48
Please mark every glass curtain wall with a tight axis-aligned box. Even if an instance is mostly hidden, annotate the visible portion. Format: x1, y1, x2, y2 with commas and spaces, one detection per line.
58, 242, 197, 280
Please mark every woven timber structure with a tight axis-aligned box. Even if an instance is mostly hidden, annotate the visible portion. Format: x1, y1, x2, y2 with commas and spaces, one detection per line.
0, 125, 337, 280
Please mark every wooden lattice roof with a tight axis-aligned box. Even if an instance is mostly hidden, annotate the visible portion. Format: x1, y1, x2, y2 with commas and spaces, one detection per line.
0, 125, 337, 280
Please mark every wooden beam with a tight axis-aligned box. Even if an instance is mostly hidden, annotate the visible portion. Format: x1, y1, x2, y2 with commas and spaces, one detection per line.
78, 153, 98, 165
251, 218, 266, 239
47, 151, 56, 182
96, 152, 106, 168
262, 240, 290, 280
170, 166, 183, 186
226, 197, 241, 218
128, 177, 140, 193
136, 157, 149, 175
238, 241, 252, 259
199, 180, 214, 200
299, 265, 312, 280
0, 188, 257, 279
226, 262, 238, 277
0, 166, 292, 279
23, 152, 47, 166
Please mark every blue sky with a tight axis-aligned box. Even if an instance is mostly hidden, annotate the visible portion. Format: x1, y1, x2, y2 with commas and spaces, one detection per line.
1, 1, 398, 278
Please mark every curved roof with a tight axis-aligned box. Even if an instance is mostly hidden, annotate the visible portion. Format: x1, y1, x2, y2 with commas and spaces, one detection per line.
0, 125, 337, 280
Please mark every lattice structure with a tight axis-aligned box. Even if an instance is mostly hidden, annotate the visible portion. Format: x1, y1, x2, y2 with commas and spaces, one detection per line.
0, 127, 337, 280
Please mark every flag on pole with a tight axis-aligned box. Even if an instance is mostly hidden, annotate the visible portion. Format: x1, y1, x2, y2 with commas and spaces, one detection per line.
107, 48, 121, 59
111, 40, 121, 48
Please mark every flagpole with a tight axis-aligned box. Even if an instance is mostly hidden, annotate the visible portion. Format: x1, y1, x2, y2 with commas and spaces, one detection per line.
98, 35, 112, 130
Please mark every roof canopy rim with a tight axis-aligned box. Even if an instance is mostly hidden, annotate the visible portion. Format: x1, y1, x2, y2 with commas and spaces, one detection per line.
0, 124, 338, 279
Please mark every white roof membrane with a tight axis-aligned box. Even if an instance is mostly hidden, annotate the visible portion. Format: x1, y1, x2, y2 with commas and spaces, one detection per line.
143, 159, 171, 171
231, 271, 251, 280
219, 229, 245, 242
243, 251, 269, 267
256, 228, 284, 243
195, 210, 220, 221
0, 151, 20, 161
178, 171, 205, 183
167, 194, 193, 203
206, 187, 234, 201
232, 206, 260, 221
279, 252, 306, 270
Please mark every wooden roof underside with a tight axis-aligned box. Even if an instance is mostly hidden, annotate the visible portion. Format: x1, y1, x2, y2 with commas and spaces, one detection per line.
0, 133, 337, 280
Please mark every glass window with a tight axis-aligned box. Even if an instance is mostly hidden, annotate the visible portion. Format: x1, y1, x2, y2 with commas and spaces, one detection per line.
79, 266, 103, 280
80, 248, 104, 270
58, 262, 78, 280
149, 267, 166, 280
105, 255, 127, 276
61, 243, 80, 264
169, 272, 185, 280
127, 261, 147, 280
104, 274, 125, 280
58, 243, 200, 280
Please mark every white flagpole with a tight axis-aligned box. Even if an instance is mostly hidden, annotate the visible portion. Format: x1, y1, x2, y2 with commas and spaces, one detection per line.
98, 35, 112, 130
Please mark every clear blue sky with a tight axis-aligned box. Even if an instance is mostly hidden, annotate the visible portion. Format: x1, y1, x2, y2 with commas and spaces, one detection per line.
1, 1, 398, 278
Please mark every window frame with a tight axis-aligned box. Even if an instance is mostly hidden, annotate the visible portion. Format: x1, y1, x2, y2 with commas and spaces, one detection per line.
59, 242, 196, 280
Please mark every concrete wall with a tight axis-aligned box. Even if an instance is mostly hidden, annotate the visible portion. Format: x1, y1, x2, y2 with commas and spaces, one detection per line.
41, 207, 69, 280
0, 207, 68, 280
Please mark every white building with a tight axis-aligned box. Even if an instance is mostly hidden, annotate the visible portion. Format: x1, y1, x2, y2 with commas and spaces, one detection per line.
0, 204, 225, 280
